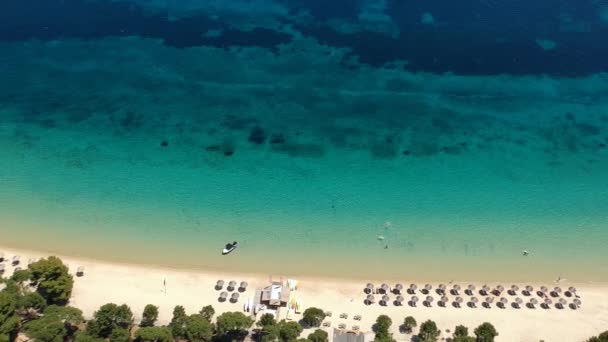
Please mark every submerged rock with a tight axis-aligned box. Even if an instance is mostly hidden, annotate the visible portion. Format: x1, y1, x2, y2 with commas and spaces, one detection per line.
160, 140, 169, 147
269, 133, 286, 144
248, 126, 266, 145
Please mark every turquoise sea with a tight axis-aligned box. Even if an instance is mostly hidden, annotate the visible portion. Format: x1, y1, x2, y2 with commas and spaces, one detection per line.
1, 0, 608, 281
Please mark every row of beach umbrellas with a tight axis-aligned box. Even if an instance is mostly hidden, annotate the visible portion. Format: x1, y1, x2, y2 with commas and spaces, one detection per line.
218, 291, 240, 303
215, 280, 248, 292
364, 293, 581, 310
364, 283, 578, 298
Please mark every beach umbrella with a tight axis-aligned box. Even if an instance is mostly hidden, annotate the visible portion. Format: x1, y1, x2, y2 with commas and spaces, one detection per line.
216, 280, 225, 289
409, 283, 418, 290
515, 298, 523, 305
394, 283, 403, 293
231, 292, 240, 301
380, 283, 390, 293
239, 281, 248, 291
219, 291, 228, 301
366, 294, 375, 304
455, 296, 463, 303
554, 287, 562, 294
411, 296, 419, 303
511, 285, 519, 292
485, 297, 494, 304
453, 284, 461, 292
424, 284, 432, 292
529, 298, 538, 305
558, 298, 567, 306
470, 297, 479, 305
482, 285, 491, 294
568, 287, 577, 294
438, 284, 446, 293
396, 295, 404, 304
440, 296, 449, 303
500, 297, 508, 305
540, 286, 548, 293
544, 298, 552, 306
228, 280, 237, 288
467, 284, 475, 291
426, 296, 434, 303
365, 283, 374, 294
573, 298, 582, 306
495, 285, 504, 293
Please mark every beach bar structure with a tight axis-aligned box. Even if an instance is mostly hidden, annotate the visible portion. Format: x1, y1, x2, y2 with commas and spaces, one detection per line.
260, 281, 291, 308
332, 329, 374, 342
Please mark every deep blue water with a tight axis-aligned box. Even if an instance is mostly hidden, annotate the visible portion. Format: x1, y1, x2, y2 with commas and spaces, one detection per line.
2, 0, 608, 75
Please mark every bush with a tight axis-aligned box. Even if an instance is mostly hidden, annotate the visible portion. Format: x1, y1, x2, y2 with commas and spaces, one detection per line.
169, 306, 187, 339
302, 307, 325, 328
134, 327, 173, 342
185, 314, 213, 342
215, 312, 254, 337
87, 303, 133, 338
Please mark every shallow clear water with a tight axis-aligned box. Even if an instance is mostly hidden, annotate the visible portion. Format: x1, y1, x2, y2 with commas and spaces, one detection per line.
1, 1, 608, 281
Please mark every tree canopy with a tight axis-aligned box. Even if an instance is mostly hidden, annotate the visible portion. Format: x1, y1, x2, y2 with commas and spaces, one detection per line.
169, 306, 187, 339
185, 314, 213, 342
586, 331, 608, 342
403, 316, 417, 334
276, 321, 302, 342
473, 322, 498, 342
301, 307, 325, 328
135, 327, 173, 342
141, 304, 159, 327
374, 315, 394, 342
199, 305, 215, 322
307, 329, 328, 342
28, 256, 74, 305
418, 320, 440, 342
86, 303, 133, 338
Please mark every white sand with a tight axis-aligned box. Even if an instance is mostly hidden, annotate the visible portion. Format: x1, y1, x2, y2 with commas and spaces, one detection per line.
1, 246, 607, 342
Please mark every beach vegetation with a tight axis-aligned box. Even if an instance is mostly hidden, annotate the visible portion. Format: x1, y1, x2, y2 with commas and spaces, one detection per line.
18, 292, 48, 314
110, 328, 132, 342
374, 315, 394, 342
402, 316, 417, 334
141, 304, 159, 327
135, 326, 173, 342
28, 256, 74, 305
74, 332, 105, 342
87, 303, 134, 338
586, 331, 608, 342
301, 307, 325, 328
185, 314, 213, 342
473, 322, 498, 342
276, 321, 303, 342
215, 312, 253, 341
0, 289, 21, 342
10, 269, 32, 284
169, 306, 187, 339
418, 320, 440, 342
452, 325, 474, 342
257, 314, 276, 328
199, 305, 215, 322
307, 329, 328, 342
24, 305, 83, 342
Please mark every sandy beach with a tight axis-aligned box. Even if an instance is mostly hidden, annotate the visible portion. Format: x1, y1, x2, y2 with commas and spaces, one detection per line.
1, 245, 607, 342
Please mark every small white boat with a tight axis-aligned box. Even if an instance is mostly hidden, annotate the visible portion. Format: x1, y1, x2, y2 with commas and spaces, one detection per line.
222, 241, 238, 255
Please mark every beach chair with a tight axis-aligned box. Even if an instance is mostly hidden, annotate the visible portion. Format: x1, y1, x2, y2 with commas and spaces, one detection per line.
338, 323, 346, 329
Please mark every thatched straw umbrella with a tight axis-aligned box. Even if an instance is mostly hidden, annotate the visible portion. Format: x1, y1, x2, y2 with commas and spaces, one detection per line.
366, 294, 375, 305
485, 297, 494, 304
495, 285, 504, 295
408, 284, 417, 294
529, 298, 538, 307
540, 286, 548, 293
553, 287, 562, 295
365, 283, 374, 294
425, 296, 434, 306
396, 295, 404, 305
568, 287, 577, 295
216, 280, 225, 290
440, 296, 448, 304
394, 283, 403, 294
239, 281, 248, 292
380, 283, 390, 294
544, 298, 552, 308
231, 292, 240, 303
452, 284, 461, 295
499, 297, 508, 308
469, 297, 478, 307
228, 281, 237, 291
437, 284, 446, 293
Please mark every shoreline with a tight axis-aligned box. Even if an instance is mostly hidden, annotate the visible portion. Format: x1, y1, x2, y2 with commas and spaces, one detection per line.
2, 244, 608, 341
